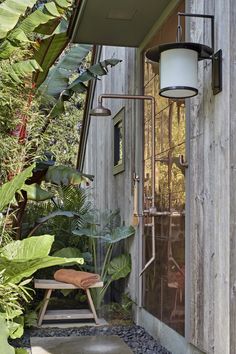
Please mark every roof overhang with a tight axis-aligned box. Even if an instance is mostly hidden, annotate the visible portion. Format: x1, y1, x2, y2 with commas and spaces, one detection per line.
70, 0, 174, 47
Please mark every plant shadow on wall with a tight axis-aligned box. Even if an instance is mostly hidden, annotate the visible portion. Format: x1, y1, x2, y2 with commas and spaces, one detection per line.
72, 209, 135, 311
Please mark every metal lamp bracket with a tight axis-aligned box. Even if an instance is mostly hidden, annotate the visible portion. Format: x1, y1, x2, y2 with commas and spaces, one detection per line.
178, 12, 222, 95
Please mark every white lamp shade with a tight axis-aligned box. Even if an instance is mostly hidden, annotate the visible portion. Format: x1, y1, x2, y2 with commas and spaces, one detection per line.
160, 48, 198, 98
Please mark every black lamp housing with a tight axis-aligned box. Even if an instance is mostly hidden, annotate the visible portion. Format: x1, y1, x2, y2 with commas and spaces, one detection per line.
145, 13, 222, 99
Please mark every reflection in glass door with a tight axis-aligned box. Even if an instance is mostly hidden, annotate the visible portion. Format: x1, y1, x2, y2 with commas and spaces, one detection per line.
142, 62, 186, 336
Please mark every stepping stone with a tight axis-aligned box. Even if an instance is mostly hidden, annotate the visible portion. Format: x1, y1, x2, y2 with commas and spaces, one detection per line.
30, 335, 133, 354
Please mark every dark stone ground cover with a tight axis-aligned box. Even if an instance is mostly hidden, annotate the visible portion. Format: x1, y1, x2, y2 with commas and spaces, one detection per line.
11, 325, 172, 354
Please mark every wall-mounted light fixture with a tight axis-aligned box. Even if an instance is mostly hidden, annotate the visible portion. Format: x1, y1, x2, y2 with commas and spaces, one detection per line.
146, 12, 222, 99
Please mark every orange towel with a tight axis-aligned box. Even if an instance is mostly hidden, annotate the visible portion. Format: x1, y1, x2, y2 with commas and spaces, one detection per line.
54, 269, 101, 289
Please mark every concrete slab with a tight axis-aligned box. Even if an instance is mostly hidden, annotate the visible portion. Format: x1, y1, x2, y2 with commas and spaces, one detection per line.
30, 335, 133, 354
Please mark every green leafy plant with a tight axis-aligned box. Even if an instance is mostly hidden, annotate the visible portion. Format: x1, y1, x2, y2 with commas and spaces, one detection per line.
0, 167, 85, 353
72, 210, 135, 308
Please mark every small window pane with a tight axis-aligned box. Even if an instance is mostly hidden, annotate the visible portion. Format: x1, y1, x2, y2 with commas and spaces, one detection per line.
113, 108, 125, 175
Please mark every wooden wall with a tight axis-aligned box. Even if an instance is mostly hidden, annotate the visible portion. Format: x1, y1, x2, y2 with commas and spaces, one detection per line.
186, 0, 232, 353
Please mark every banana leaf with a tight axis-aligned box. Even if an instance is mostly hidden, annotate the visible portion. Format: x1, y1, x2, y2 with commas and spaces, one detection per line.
0, 1, 71, 60
40, 44, 91, 98
45, 58, 122, 118
0, 0, 37, 39
107, 254, 131, 281
67, 59, 122, 93
33, 31, 69, 87
19, 2, 62, 35
7, 59, 42, 83
54, 0, 72, 10
0, 164, 35, 212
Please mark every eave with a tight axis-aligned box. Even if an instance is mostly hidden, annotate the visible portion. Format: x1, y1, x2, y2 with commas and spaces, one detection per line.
69, 0, 175, 47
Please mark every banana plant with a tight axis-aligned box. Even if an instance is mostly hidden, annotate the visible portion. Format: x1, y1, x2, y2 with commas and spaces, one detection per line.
0, 0, 73, 87
0, 0, 37, 40
0, 0, 72, 60
40, 57, 122, 121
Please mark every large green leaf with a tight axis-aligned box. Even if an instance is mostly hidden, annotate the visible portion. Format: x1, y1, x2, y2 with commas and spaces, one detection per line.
67, 59, 122, 92
7, 59, 42, 83
0, 256, 84, 284
33, 31, 69, 87
21, 183, 54, 201
37, 210, 78, 223
0, 317, 15, 354
73, 226, 135, 244
53, 247, 82, 258
15, 349, 28, 354
103, 226, 135, 244
20, 2, 61, 34
0, 40, 15, 59
0, 0, 37, 39
40, 44, 91, 98
107, 254, 131, 281
0, 1, 71, 60
44, 58, 122, 118
72, 228, 102, 240
0, 236, 84, 283
0, 235, 54, 260
8, 316, 24, 339
0, 164, 35, 212
44, 165, 92, 186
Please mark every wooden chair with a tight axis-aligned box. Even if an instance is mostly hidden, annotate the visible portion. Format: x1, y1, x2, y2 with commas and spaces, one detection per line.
34, 279, 103, 326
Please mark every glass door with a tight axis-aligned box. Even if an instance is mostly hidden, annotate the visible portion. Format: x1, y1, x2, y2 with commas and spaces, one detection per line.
142, 63, 186, 336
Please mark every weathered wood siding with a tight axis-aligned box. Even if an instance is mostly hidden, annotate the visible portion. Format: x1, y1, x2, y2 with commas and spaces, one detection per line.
230, 1, 236, 353
186, 0, 232, 353
82, 46, 140, 303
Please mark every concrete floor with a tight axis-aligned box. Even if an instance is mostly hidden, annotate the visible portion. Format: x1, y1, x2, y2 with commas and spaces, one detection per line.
31, 335, 133, 354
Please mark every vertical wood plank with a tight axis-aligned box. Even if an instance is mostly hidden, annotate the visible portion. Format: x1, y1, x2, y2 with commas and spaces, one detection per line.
229, 0, 236, 353
187, 0, 231, 353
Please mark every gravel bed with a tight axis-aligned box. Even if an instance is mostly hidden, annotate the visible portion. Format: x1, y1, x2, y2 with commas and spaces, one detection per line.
11, 325, 172, 354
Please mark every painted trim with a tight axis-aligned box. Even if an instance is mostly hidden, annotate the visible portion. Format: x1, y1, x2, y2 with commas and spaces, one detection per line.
113, 107, 125, 175
76, 45, 102, 170
69, 0, 87, 43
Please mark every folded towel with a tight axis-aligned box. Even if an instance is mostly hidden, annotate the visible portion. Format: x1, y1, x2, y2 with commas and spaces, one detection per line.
54, 269, 101, 289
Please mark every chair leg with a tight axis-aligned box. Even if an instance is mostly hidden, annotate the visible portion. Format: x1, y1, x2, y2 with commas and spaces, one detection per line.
85, 288, 98, 324
38, 289, 52, 326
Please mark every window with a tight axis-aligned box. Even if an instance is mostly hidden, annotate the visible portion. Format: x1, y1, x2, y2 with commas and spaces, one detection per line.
113, 107, 125, 175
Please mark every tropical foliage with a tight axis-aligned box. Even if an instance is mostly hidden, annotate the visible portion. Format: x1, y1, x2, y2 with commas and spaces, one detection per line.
0, 0, 128, 351
0, 166, 84, 354
72, 210, 135, 308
